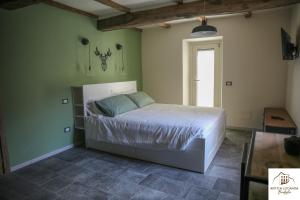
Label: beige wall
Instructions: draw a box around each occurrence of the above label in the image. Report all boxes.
[142,9,291,129]
[286,4,300,136]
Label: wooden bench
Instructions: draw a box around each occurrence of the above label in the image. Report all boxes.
[263,108,297,135]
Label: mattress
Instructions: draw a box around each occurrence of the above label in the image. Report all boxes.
[85,103,225,151]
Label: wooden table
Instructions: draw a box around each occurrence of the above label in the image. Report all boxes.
[242,132,300,200]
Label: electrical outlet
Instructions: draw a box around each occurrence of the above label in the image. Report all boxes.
[225,81,233,86]
[64,127,71,133]
[62,98,69,104]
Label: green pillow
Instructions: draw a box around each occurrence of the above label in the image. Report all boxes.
[95,94,138,117]
[126,91,155,108]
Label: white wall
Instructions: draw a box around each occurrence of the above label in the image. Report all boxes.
[142,8,291,129]
[286,4,300,136]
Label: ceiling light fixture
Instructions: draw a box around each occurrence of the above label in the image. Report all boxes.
[191,0,217,37]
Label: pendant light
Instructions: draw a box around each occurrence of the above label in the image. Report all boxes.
[191,0,217,37]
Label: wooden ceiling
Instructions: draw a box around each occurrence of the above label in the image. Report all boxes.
[1,0,299,31]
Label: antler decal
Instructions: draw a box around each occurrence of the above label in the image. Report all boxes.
[94,47,112,71]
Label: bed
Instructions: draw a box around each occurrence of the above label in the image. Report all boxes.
[82,81,225,173]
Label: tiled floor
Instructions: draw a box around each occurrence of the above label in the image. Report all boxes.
[0,130,252,200]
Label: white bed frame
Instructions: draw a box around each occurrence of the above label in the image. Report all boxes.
[83,81,225,173]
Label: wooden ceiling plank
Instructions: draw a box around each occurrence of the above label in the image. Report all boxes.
[97,0,300,31]
[94,0,130,13]
[44,0,98,18]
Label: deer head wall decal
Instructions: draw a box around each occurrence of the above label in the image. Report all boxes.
[94,47,112,71]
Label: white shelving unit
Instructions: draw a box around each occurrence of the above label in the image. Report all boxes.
[71,86,84,130]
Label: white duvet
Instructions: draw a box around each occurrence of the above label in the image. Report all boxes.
[85,103,225,150]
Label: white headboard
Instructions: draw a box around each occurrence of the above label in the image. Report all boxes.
[83,81,137,108]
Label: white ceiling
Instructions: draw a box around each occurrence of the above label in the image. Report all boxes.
[54,0,199,18]
[54,0,121,17]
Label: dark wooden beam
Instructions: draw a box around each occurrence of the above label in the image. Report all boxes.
[244,11,252,18]
[175,0,184,5]
[44,0,98,18]
[131,28,143,32]
[0,0,42,10]
[94,0,130,13]
[98,0,300,31]
[159,22,171,29]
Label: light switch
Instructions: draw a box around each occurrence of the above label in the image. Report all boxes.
[225,81,233,86]
[62,98,69,104]
[64,127,71,133]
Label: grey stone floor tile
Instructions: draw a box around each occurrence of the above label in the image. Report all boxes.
[78,158,126,177]
[212,154,241,170]
[118,169,148,184]
[139,174,190,197]
[84,149,107,158]
[41,176,73,192]
[25,189,58,200]
[130,187,169,200]
[108,180,143,199]
[213,178,240,195]
[36,157,71,172]
[217,192,239,200]
[81,173,119,192]
[72,170,97,183]
[85,188,112,199]
[56,193,88,200]
[15,165,58,185]
[217,145,242,159]
[108,195,124,200]
[207,165,240,182]
[225,130,251,146]
[57,182,89,199]
[0,174,40,199]
[125,159,154,173]
[186,173,218,189]
[74,157,96,167]
[92,151,130,166]
[55,148,86,162]
[184,187,220,200]
[161,196,184,200]
[144,164,190,182]
[59,164,95,181]
[2,130,251,200]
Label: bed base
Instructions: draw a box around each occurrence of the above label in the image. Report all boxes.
[85,123,225,173]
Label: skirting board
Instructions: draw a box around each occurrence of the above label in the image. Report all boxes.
[10,144,75,172]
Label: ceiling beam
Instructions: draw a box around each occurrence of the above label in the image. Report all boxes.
[131,28,143,32]
[0,0,43,10]
[175,0,184,5]
[244,11,252,18]
[93,0,130,13]
[44,0,98,18]
[97,0,300,31]
[159,23,171,29]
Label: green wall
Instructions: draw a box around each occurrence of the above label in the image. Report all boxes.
[0,4,142,167]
